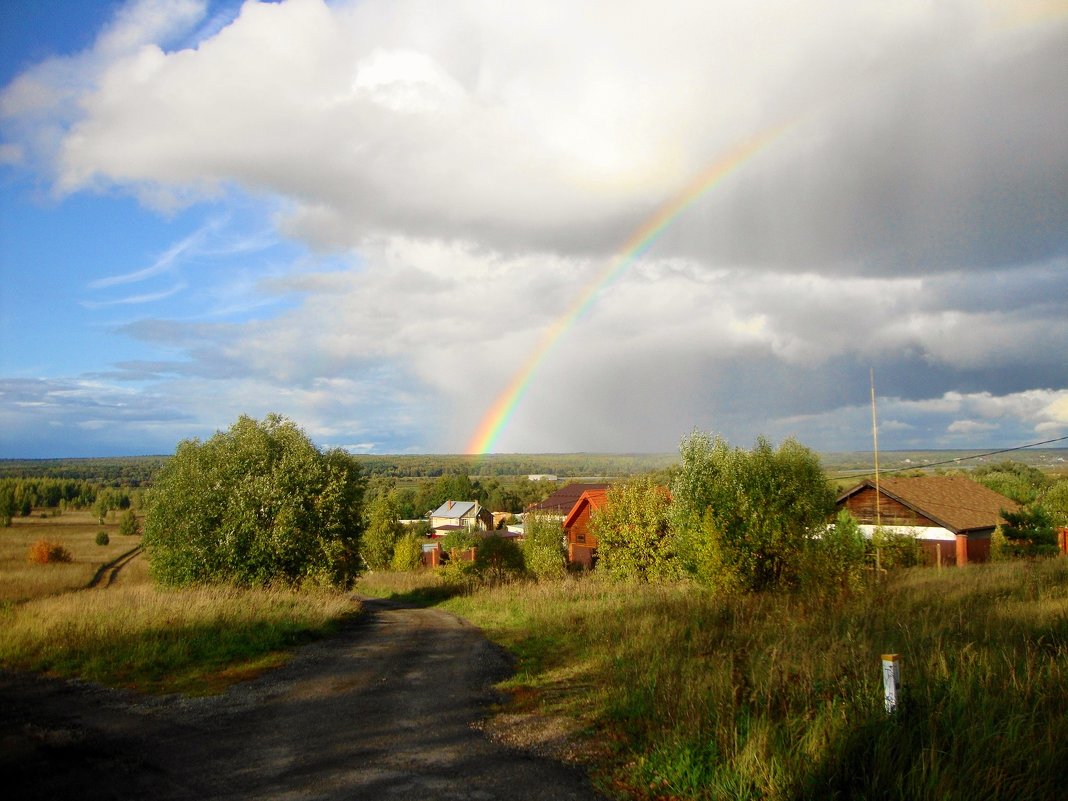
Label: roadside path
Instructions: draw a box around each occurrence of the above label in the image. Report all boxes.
[1,597,604,800]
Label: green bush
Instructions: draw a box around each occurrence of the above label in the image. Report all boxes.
[390,532,425,571]
[362,492,404,570]
[993,506,1058,559]
[671,432,835,590]
[869,527,923,569]
[118,508,140,537]
[474,534,525,584]
[1037,479,1068,527]
[143,414,366,588]
[522,511,567,579]
[438,554,478,590]
[95,530,110,546]
[592,477,677,582]
[440,527,478,557]
[800,510,867,592]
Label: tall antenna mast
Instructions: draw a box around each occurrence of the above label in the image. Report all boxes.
[870,368,882,529]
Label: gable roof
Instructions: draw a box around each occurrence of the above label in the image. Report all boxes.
[527,483,611,516]
[837,476,1018,534]
[430,500,479,520]
[562,489,609,530]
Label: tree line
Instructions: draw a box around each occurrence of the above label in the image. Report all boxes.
[25,411,1067,592]
[352,452,675,479]
[0,478,140,526]
[0,456,165,484]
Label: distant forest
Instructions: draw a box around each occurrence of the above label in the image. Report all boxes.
[1,448,1064,485]
[0,456,167,486]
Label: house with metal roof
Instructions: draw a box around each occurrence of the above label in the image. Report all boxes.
[836,476,1018,566]
[428,500,493,534]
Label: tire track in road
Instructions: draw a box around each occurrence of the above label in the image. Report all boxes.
[86,545,142,589]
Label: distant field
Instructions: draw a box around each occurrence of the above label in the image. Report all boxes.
[822,447,1068,479]
[0,509,142,603]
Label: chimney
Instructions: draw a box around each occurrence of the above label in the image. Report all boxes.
[448,500,453,510]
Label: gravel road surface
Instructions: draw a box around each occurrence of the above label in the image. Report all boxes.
[1,597,605,800]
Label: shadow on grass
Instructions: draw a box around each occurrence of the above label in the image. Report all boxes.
[359,583,468,609]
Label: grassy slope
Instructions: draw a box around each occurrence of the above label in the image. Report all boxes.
[0,511,359,694]
[363,561,1068,801]
[0,583,357,694]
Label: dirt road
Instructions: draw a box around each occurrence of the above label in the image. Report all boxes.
[1,597,605,800]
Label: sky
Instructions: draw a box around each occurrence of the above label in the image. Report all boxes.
[1,0,1067,458]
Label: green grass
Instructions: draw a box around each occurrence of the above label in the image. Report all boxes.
[1,510,360,694]
[362,561,1068,800]
[0,583,359,694]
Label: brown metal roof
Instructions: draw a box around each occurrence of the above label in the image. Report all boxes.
[837,476,1018,534]
[526,482,611,515]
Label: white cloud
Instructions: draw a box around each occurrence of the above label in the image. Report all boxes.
[3,0,1059,262]
[947,419,999,435]
[2,0,1066,455]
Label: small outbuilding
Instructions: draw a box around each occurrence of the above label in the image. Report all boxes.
[836,475,1018,566]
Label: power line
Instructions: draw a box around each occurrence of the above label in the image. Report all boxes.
[828,435,1068,479]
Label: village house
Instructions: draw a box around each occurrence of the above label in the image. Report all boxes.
[561,488,609,569]
[836,475,1018,566]
[526,482,610,520]
[428,500,494,536]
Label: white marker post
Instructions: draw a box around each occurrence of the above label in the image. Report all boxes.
[882,653,901,714]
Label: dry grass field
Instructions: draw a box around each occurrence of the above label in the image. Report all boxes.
[0,509,143,603]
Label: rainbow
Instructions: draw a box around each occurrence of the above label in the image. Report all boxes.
[465,125,789,454]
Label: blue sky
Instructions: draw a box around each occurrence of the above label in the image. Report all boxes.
[1,0,1067,458]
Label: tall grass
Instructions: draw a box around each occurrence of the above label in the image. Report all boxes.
[373,560,1068,800]
[2,510,359,694]
[0,583,358,694]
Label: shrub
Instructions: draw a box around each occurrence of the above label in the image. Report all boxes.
[438,556,478,591]
[362,492,404,570]
[27,540,72,564]
[440,527,478,557]
[1037,479,1068,528]
[971,461,1050,505]
[592,477,677,582]
[474,534,525,584]
[390,533,425,571]
[522,511,567,579]
[404,519,432,537]
[671,433,836,590]
[118,508,140,537]
[994,506,1058,559]
[95,530,110,546]
[800,509,867,592]
[869,527,923,569]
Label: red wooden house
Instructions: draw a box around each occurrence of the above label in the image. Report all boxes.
[526,483,610,519]
[836,476,1018,566]
[562,488,608,569]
